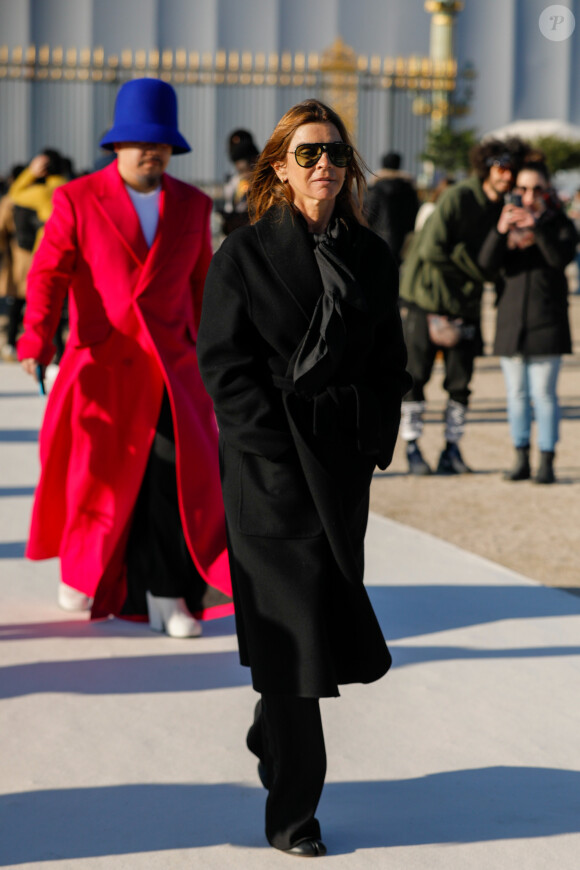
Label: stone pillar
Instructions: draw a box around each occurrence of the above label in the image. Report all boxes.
[424,0,463,129]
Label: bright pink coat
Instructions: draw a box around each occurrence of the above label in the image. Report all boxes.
[18,161,233,620]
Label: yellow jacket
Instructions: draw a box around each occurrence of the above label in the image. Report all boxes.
[9,167,67,250]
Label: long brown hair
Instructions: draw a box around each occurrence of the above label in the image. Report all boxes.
[247,99,367,223]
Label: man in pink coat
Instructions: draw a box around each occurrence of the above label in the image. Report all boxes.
[18,78,233,636]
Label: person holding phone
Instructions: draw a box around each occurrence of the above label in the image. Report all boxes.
[479,159,577,483]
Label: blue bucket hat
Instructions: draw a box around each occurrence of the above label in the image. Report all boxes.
[99,78,191,154]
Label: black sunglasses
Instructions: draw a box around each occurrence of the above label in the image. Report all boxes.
[289,142,353,168]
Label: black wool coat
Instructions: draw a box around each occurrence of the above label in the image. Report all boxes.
[479,211,576,357]
[197,205,411,697]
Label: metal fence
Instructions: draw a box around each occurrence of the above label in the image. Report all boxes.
[0,42,457,187]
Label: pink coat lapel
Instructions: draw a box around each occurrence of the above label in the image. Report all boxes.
[92,161,150,267]
[137,174,191,291]
[91,163,195,296]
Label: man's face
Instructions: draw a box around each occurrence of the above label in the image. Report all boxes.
[483,161,514,201]
[114,142,172,192]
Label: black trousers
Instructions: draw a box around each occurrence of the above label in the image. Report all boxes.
[247,696,327,850]
[124,391,206,611]
[6,297,25,347]
[402,305,481,406]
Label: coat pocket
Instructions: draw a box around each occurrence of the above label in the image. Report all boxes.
[238,452,323,538]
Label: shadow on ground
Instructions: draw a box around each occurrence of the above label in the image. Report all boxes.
[1,767,579,863]
[2,585,580,698]
[0,428,39,442]
[0,648,248,699]
[0,614,237,641]
[0,486,36,497]
[368,584,580,641]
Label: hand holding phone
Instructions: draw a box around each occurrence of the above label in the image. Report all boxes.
[498,196,525,233]
[505,192,522,207]
[35,363,46,396]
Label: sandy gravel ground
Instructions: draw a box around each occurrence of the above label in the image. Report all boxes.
[370,285,580,594]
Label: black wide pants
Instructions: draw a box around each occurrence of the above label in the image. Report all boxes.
[124,391,206,613]
[246,696,327,850]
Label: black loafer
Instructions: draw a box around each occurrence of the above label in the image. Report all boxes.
[283,838,327,857]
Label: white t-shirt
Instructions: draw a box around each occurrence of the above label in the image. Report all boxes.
[125,184,161,247]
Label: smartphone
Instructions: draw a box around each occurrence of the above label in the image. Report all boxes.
[36,363,46,396]
[505,192,522,207]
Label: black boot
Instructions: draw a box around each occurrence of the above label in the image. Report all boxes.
[436,442,472,475]
[535,451,556,484]
[406,441,432,476]
[503,446,530,481]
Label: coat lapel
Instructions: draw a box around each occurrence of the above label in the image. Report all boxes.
[136,175,191,291]
[255,206,323,323]
[92,161,149,267]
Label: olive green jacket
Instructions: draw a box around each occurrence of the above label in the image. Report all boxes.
[399,175,503,320]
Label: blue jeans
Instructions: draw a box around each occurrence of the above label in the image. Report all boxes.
[500,355,562,452]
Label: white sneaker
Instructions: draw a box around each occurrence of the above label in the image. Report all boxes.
[145,592,202,638]
[45,363,60,391]
[58,582,92,612]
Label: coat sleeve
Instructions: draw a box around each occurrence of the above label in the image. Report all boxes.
[417,190,456,265]
[9,168,66,222]
[533,213,578,271]
[419,188,489,283]
[478,226,509,273]
[17,187,76,365]
[197,246,294,461]
[360,243,412,469]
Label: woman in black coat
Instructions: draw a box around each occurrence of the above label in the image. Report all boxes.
[197,99,410,856]
[479,160,576,484]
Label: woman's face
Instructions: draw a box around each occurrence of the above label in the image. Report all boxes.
[273,122,347,215]
[515,169,548,215]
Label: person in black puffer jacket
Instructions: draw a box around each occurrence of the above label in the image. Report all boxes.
[479,159,577,484]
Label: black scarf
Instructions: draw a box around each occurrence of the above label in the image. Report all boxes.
[292,218,368,397]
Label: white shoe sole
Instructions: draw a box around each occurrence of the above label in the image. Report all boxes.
[145,592,202,638]
[57,583,92,612]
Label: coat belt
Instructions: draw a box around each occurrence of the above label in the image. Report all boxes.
[271,373,380,453]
